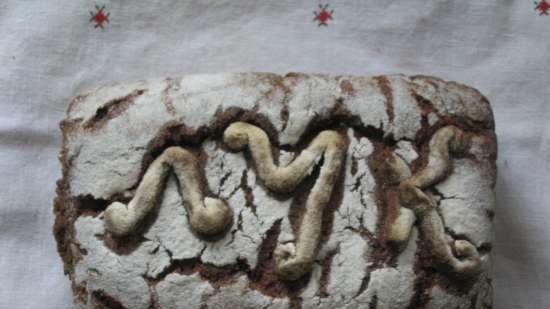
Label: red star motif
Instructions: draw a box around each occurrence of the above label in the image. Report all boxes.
[313,4,333,26]
[535,0,550,15]
[90,5,110,28]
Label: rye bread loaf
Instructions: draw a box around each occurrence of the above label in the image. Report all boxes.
[54,73,496,309]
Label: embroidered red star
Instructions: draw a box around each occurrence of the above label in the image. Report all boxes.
[90,5,110,28]
[313,4,333,26]
[535,0,550,15]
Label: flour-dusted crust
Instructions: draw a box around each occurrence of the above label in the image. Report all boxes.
[54,73,496,309]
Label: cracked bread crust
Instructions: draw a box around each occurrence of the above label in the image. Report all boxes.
[54,73,496,309]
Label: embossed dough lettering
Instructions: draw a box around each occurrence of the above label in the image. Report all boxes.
[104,123,480,280]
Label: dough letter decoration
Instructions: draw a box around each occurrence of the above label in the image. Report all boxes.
[55,73,496,309]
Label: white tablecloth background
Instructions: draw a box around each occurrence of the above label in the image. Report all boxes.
[1,1,548,308]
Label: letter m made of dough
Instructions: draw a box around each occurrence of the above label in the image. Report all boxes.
[223,122,347,280]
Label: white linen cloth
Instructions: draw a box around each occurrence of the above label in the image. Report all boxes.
[0,1,548,308]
